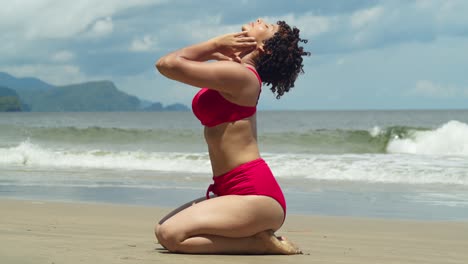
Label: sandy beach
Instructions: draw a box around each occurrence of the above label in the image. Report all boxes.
[0,199,467,264]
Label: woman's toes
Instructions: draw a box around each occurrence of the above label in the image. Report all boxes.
[277,236,303,254]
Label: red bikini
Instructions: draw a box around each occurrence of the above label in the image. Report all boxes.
[191,66,287,218]
[191,66,261,127]
[206,158,287,218]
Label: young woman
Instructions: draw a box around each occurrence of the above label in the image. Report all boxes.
[155,18,309,254]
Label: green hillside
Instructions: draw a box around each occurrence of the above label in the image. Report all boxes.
[1,72,189,112]
[0,86,23,112]
[17,81,141,112]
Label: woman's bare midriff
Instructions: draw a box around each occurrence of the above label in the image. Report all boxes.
[204,114,260,176]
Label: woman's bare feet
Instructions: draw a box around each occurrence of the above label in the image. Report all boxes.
[255,230,302,255]
[276,235,302,254]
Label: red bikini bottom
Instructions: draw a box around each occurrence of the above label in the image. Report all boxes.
[206,158,286,218]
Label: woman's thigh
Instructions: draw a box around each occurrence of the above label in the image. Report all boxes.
[158,196,207,225]
[159,195,284,239]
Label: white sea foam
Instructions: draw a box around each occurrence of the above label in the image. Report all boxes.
[387,120,468,156]
[1,141,468,186]
[266,153,468,185]
[0,141,212,173]
[369,126,382,137]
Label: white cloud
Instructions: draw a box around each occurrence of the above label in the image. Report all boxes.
[51,50,75,62]
[410,80,459,98]
[351,6,383,29]
[0,0,163,40]
[87,17,114,37]
[337,58,345,65]
[167,13,332,44]
[114,70,193,104]
[183,15,239,42]
[0,64,88,85]
[264,13,333,38]
[130,35,158,52]
[291,1,468,53]
[414,0,432,9]
[435,0,468,36]
[154,15,241,46]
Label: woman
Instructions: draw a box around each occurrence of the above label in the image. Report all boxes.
[155,18,309,254]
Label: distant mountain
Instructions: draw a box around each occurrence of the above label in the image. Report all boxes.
[17,81,141,112]
[0,72,54,91]
[142,102,164,111]
[139,99,155,109]
[0,86,18,97]
[0,86,24,112]
[164,103,189,111]
[0,72,189,112]
[142,102,189,112]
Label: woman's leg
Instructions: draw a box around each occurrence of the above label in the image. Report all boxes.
[157,196,207,226]
[155,196,207,244]
[155,195,300,254]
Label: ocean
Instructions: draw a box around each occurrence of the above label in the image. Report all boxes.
[1,110,467,220]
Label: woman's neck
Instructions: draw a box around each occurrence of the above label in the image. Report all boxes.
[238,50,258,67]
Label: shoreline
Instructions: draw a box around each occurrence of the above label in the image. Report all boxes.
[3,180,468,221]
[1,198,467,264]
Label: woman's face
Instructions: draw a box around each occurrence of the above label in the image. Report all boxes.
[242,18,279,45]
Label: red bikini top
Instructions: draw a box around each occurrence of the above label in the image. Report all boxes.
[192,66,262,127]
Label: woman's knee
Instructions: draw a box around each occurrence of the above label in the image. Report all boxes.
[154,224,162,241]
[156,223,185,252]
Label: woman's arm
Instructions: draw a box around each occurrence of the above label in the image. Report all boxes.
[199,52,240,62]
[156,38,218,67]
[157,32,255,64]
[155,32,258,94]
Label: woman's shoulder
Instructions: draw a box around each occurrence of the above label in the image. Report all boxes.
[206,61,260,90]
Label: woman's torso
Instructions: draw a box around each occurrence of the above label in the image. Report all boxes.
[191,66,262,176]
[204,115,260,176]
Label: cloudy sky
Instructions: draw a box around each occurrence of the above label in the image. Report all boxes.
[1,0,467,110]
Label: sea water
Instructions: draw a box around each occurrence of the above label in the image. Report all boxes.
[1,110,467,220]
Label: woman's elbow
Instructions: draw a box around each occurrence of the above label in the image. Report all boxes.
[155,57,178,77]
[155,58,167,74]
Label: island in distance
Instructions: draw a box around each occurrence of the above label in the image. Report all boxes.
[0,72,189,112]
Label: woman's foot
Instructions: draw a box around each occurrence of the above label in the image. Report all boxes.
[255,230,302,255]
[276,235,302,254]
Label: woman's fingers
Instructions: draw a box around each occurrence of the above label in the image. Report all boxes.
[234,31,256,41]
[234,31,249,37]
[235,36,257,46]
[233,55,241,63]
[236,36,256,42]
[214,32,257,55]
[235,42,257,48]
[237,38,257,44]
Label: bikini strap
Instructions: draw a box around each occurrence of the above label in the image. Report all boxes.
[245,66,262,87]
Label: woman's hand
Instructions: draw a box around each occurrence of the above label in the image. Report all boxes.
[213,32,257,62]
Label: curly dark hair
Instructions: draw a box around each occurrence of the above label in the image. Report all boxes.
[254,21,310,99]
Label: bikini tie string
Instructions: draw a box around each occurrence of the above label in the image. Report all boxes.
[206,184,215,199]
